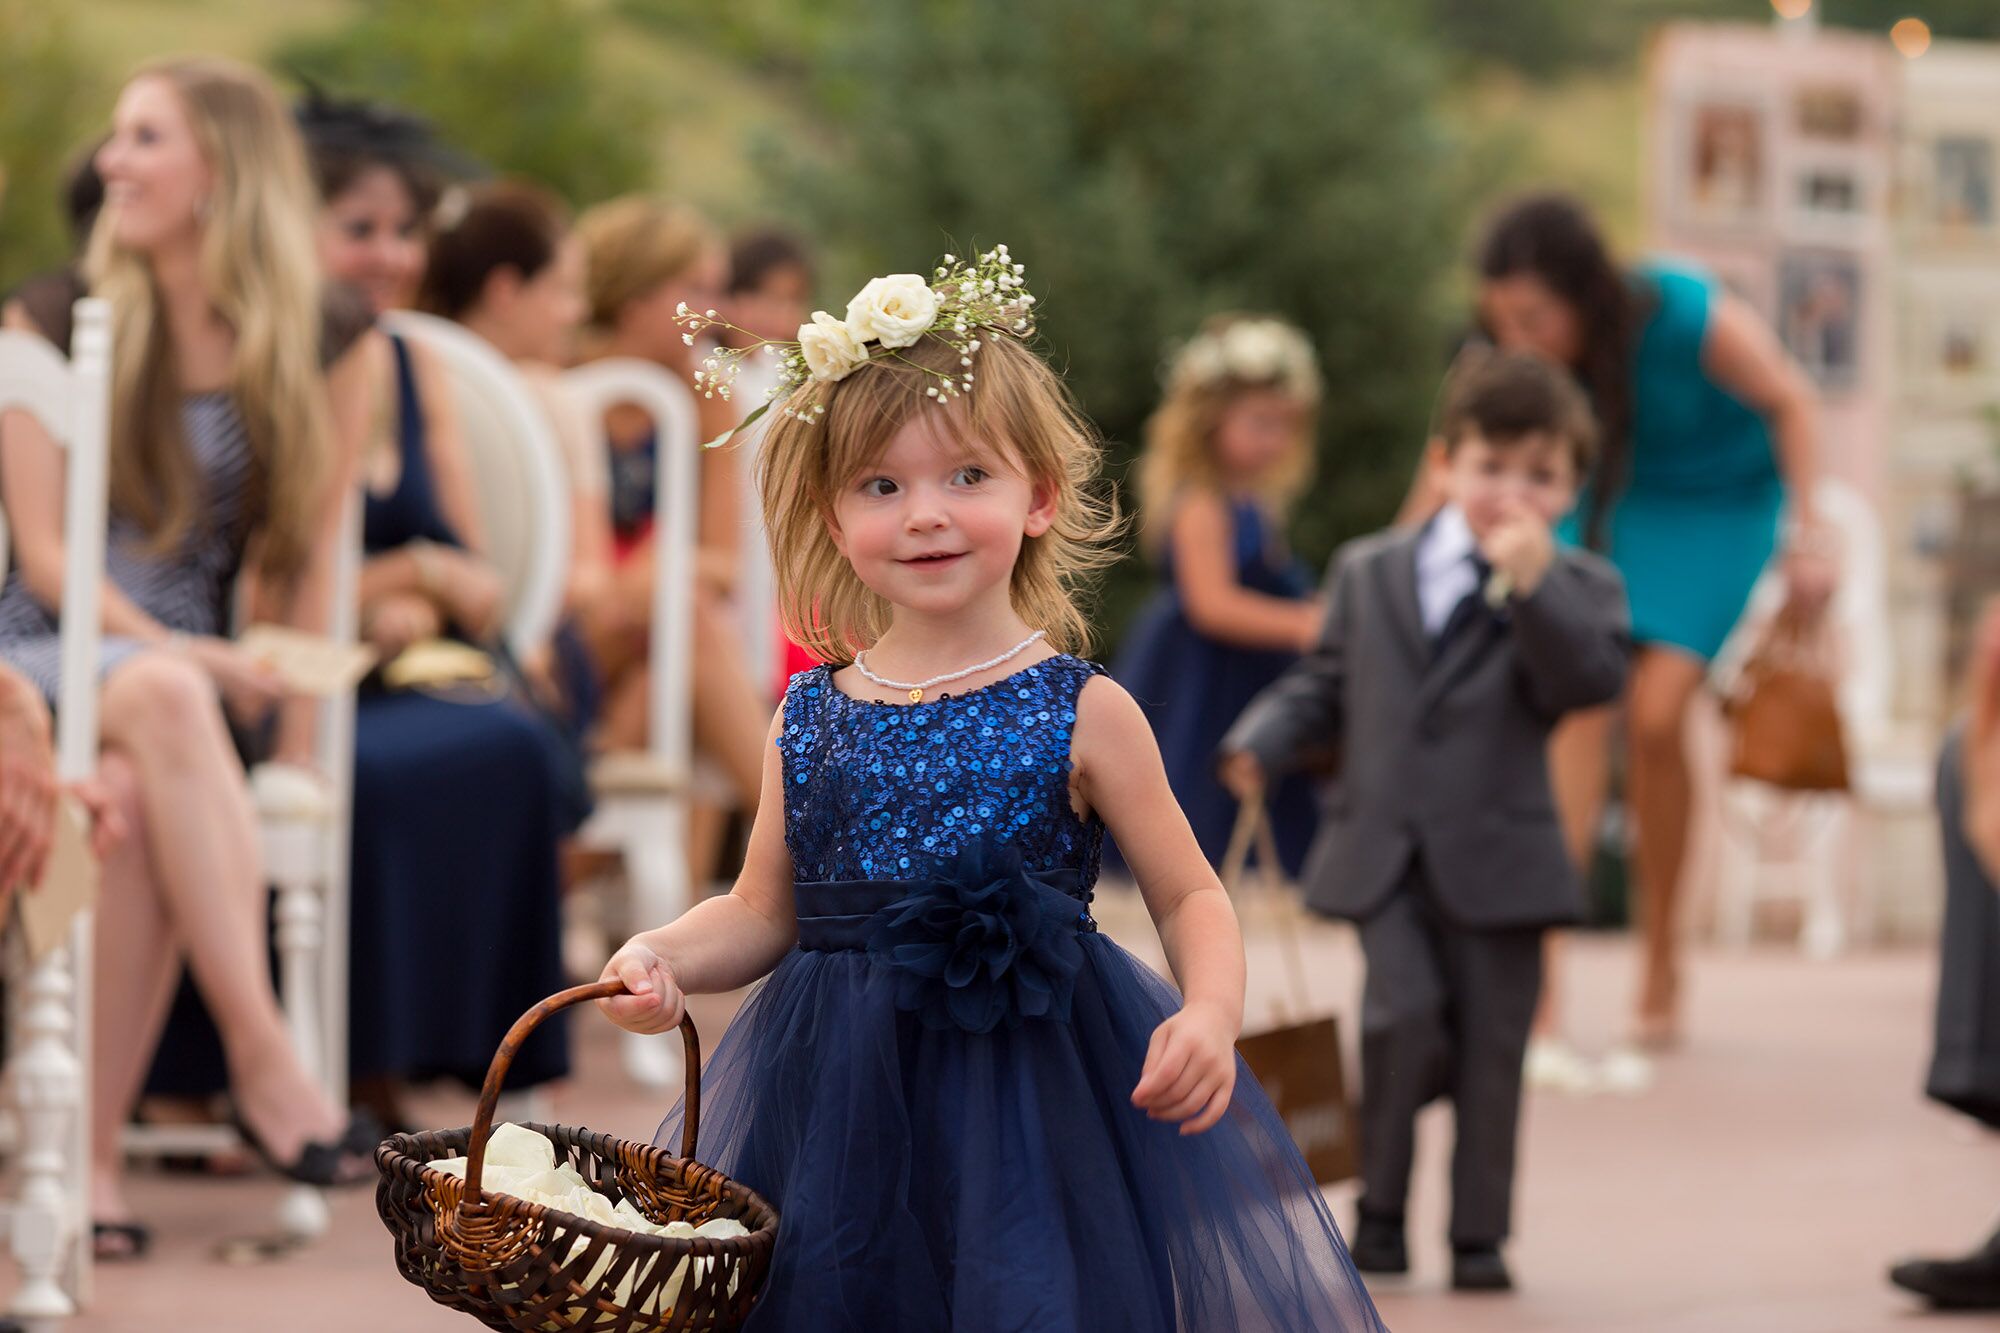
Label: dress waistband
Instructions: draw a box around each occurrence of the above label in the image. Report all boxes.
[795,867,1095,953]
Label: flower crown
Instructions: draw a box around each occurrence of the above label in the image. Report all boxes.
[675,244,1037,446]
[1167,317,1320,402]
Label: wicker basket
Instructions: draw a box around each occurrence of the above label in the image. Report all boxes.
[376,980,779,1331]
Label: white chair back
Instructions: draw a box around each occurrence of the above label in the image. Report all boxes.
[557,359,699,782]
[378,312,571,659]
[0,297,112,1316]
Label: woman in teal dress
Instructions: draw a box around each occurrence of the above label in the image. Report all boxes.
[1470,194,1837,1051]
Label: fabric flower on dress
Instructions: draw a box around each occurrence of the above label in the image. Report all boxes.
[865,842,1084,1035]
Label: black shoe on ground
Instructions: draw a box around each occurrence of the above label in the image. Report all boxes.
[1452,1245,1513,1292]
[1890,1231,2000,1310]
[1350,1213,1408,1275]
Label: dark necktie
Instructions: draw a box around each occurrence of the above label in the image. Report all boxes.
[1434,552,1493,652]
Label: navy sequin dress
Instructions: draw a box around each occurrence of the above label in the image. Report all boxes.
[653,655,1385,1332]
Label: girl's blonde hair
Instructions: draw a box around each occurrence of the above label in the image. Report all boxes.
[759,333,1120,663]
[1134,313,1320,555]
[574,195,718,336]
[86,56,330,580]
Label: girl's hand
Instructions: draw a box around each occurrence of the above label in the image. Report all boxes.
[597,938,687,1034]
[1131,999,1238,1135]
[1216,750,1264,802]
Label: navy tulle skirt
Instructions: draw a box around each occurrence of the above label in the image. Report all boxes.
[652,862,1385,1332]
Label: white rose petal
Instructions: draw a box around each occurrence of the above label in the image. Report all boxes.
[846,273,940,349]
[798,311,869,382]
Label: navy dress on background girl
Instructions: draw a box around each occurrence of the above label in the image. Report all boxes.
[652,657,1385,1332]
[1110,496,1319,879]
[344,333,572,1092]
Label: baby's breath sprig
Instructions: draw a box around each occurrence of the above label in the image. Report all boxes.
[671,242,1038,449]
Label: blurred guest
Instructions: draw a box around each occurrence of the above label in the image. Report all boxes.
[722,226,826,694]
[301,110,574,1124]
[1,136,106,337]
[572,197,767,836]
[1421,194,1837,1063]
[1109,314,1324,878]
[0,57,376,1256]
[1889,605,2000,1312]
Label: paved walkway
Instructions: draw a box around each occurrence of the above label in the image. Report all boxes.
[50,900,1998,1332]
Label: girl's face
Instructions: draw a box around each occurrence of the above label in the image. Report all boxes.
[1212,388,1306,482]
[317,164,425,314]
[1478,273,1584,368]
[481,234,585,363]
[828,414,1056,623]
[96,76,214,256]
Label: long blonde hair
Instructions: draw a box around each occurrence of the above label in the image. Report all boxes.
[85,56,330,580]
[1134,313,1319,555]
[759,334,1121,663]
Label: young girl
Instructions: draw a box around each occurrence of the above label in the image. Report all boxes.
[599,251,1384,1330]
[1112,315,1325,878]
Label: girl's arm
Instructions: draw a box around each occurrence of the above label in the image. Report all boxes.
[1073,673,1245,1134]
[598,707,797,1032]
[1168,491,1321,653]
[1702,292,1834,611]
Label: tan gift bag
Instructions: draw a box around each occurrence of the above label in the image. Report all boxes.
[1725,604,1850,793]
[1222,797,1357,1185]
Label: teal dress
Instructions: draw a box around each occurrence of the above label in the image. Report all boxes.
[1556,260,1784,662]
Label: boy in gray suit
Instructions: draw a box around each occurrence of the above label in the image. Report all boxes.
[1221,351,1629,1292]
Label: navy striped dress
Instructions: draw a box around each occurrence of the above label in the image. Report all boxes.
[0,391,255,699]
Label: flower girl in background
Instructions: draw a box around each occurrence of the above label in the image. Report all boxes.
[598,250,1386,1331]
[1110,315,1325,879]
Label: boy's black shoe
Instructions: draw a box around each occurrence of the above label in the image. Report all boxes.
[1890,1229,2000,1310]
[1350,1213,1407,1275]
[1451,1245,1513,1292]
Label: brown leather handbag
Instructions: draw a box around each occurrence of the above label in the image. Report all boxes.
[1725,605,1851,793]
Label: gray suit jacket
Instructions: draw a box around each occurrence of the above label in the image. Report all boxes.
[1222,524,1630,929]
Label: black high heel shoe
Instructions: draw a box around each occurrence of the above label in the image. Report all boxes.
[227,1107,375,1188]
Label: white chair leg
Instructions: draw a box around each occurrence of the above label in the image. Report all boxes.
[1717,792,1759,949]
[11,942,81,1319]
[621,816,690,1090]
[1801,801,1849,960]
[271,841,332,1239]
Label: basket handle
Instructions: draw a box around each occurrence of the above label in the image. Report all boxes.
[462,980,701,1202]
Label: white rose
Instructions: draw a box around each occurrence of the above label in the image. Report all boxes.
[798,310,868,382]
[845,273,940,349]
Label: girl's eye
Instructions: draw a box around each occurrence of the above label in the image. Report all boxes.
[861,477,898,497]
[344,220,373,242]
[953,466,987,486]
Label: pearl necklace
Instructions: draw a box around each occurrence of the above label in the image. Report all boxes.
[855,630,1047,703]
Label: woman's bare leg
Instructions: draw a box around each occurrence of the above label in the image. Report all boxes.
[88,750,178,1228]
[97,653,347,1164]
[1537,705,1617,1040]
[1624,647,1709,1047]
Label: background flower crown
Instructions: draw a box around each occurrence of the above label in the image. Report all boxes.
[675,244,1037,447]
[1166,317,1321,402]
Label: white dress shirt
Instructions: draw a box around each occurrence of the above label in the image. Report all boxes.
[1416,505,1481,638]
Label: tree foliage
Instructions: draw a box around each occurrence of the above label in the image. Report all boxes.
[274,0,655,206]
[754,0,1458,632]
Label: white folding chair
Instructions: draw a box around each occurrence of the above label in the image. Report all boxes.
[1707,478,1915,955]
[558,359,699,1090]
[0,296,110,1318]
